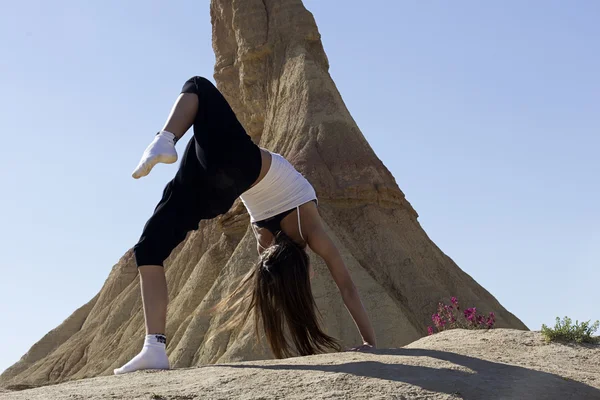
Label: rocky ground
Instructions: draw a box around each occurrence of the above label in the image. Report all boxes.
[1,329,599,400]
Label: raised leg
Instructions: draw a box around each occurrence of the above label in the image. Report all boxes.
[131,92,199,179]
[161,93,199,139]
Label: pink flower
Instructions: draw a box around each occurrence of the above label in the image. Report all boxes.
[486,312,496,328]
[451,297,460,310]
[464,307,477,321]
[432,312,447,330]
[427,326,434,336]
[432,313,442,328]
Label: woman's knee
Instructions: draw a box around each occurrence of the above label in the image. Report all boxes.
[133,240,164,267]
[181,76,215,95]
[134,227,189,267]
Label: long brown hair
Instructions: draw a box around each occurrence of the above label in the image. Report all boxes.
[213,233,340,358]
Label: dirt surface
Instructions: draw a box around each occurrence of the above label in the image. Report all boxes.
[2,330,598,400]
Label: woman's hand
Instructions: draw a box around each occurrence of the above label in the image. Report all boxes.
[348,343,376,352]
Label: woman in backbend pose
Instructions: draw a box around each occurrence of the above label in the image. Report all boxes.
[114,76,376,375]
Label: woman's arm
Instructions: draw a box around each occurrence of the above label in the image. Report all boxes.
[301,204,377,348]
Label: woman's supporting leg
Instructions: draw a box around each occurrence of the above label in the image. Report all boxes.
[113,265,170,375]
[140,265,169,334]
[132,92,200,179]
[114,267,169,375]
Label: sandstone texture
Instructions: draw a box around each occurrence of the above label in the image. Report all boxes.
[1,0,526,388]
[2,330,599,399]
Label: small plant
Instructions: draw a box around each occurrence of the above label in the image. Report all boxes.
[541,317,599,344]
[427,296,495,335]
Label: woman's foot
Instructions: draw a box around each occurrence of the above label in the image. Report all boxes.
[132,131,178,179]
[113,334,170,375]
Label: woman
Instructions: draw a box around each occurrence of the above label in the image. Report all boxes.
[114,76,376,375]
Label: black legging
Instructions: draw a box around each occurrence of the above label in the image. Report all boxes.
[133,77,262,267]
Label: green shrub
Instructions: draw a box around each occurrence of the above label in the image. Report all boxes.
[541,317,600,344]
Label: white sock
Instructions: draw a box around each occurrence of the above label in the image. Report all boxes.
[132,131,178,179]
[113,334,170,375]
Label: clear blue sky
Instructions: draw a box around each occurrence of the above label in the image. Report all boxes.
[1,1,598,374]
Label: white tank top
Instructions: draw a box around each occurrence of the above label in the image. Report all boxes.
[240,152,317,223]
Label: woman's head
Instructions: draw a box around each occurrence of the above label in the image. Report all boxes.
[214,233,340,358]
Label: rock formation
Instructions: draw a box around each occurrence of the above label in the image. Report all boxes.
[0,0,526,388]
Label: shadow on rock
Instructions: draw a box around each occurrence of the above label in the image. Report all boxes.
[218,348,600,400]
